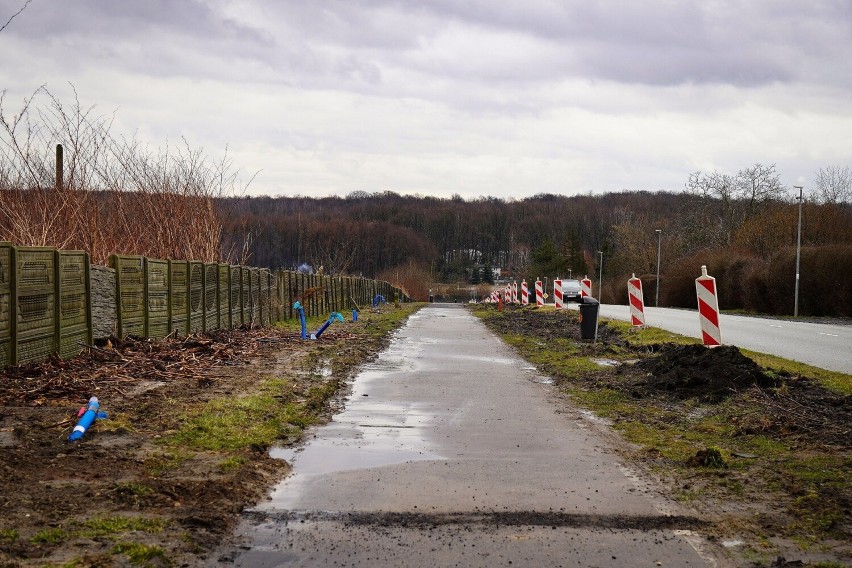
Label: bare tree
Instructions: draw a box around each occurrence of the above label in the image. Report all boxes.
[734,163,784,217]
[0,0,31,34]
[0,86,250,263]
[814,165,852,204]
[685,164,784,247]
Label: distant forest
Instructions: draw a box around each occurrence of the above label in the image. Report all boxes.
[3,92,848,315]
[218,182,851,316]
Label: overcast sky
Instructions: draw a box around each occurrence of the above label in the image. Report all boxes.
[1,0,851,199]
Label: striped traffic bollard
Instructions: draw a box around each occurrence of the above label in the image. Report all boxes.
[512,281,519,304]
[505,285,511,304]
[521,280,529,305]
[581,276,592,298]
[695,265,722,346]
[535,279,544,306]
[534,279,544,306]
[554,278,564,309]
[627,273,646,326]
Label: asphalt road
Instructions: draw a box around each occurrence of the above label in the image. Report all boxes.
[226,304,720,567]
[565,303,851,375]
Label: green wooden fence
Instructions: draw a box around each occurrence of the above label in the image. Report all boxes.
[1,242,92,367]
[1,242,410,368]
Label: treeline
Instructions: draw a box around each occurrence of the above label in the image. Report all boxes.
[4,91,849,315]
[219,184,851,316]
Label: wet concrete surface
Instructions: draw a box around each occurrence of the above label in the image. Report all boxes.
[225,304,719,567]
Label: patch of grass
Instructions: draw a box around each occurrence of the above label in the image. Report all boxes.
[164,305,422,453]
[165,393,304,451]
[783,455,851,488]
[218,456,247,472]
[115,482,153,496]
[615,420,696,462]
[30,527,67,545]
[112,541,168,565]
[504,334,607,375]
[143,449,193,476]
[740,349,852,395]
[77,516,168,538]
[97,412,136,433]
[605,319,699,346]
[0,528,18,543]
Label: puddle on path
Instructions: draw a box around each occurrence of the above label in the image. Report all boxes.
[268,317,444,483]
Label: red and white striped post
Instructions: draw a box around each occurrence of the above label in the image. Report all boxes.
[696,265,722,346]
[627,273,646,327]
[535,278,544,306]
[581,276,593,298]
[554,278,563,309]
[521,280,529,305]
[491,291,498,303]
[505,285,511,305]
[512,281,518,304]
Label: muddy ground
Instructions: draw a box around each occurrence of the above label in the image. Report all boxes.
[0,306,418,567]
[475,304,851,567]
[2,302,848,567]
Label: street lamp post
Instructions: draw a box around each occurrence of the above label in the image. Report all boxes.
[794,186,804,317]
[597,251,603,301]
[655,229,662,307]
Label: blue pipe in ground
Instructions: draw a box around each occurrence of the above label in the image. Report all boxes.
[293,301,307,340]
[69,397,108,441]
[313,312,344,339]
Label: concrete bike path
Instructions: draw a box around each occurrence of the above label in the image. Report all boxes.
[227,304,720,567]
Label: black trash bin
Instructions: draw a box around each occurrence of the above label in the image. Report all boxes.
[579,296,600,340]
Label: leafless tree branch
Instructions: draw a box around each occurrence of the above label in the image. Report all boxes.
[0,0,32,34]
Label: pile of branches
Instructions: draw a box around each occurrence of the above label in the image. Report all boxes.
[0,327,301,406]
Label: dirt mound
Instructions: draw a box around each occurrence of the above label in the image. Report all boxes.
[487,305,624,344]
[637,344,779,402]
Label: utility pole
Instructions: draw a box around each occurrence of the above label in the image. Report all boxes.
[55,144,63,190]
[655,229,662,307]
[597,251,603,301]
[793,186,804,317]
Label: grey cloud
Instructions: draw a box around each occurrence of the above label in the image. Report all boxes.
[3,0,852,105]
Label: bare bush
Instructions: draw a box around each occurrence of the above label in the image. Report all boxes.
[0,86,249,263]
[376,260,431,301]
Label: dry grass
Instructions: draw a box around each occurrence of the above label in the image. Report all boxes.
[0,86,253,263]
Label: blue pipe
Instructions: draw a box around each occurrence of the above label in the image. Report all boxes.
[372,294,386,307]
[69,397,108,441]
[293,301,307,340]
[352,309,358,322]
[314,312,344,339]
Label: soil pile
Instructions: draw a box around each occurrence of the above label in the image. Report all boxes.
[492,305,623,344]
[637,344,779,402]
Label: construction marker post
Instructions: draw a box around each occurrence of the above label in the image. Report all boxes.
[512,281,518,304]
[627,274,646,327]
[581,276,592,298]
[535,278,544,306]
[695,265,722,346]
[554,278,563,309]
[521,280,529,305]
